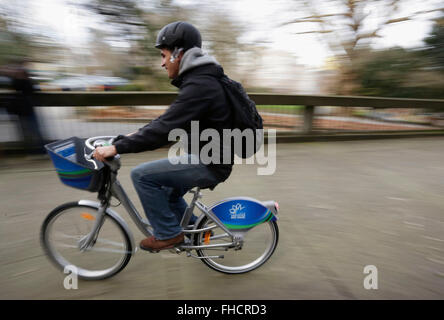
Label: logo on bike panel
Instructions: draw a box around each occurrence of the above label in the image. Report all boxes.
[230,203,246,219]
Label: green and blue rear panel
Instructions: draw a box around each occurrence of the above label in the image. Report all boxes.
[210,198,276,230]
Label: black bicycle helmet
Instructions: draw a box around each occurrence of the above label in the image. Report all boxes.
[155,21,202,52]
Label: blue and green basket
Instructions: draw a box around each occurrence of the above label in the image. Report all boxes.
[45,137,106,192]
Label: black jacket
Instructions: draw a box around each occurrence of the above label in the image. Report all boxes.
[113,62,233,182]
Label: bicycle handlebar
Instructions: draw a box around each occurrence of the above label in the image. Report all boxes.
[85,135,117,151]
[84,136,118,168]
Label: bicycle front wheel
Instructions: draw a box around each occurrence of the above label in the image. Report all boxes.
[195,216,279,274]
[41,202,132,280]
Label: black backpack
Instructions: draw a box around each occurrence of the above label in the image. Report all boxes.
[219,74,263,158]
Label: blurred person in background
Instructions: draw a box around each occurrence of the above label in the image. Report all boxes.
[0,59,45,155]
[93,21,233,252]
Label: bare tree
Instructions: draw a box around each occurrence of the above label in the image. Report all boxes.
[281,0,444,93]
[200,14,245,78]
[81,0,193,66]
[0,7,62,65]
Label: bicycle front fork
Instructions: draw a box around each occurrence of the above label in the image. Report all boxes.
[78,202,107,251]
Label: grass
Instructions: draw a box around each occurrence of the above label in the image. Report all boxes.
[257,105,303,114]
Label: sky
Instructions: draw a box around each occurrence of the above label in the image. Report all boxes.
[222,0,442,66]
[5,0,443,68]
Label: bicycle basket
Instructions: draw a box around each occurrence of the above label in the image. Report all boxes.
[45,137,106,192]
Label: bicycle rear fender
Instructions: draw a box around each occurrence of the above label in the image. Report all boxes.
[78,200,137,254]
[209,197,278,231]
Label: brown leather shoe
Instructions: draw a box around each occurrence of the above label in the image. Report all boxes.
[140,233,184,252]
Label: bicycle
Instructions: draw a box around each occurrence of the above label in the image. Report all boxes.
[40,135,279,280]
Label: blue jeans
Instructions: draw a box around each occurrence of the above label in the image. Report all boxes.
[130,154,220,240]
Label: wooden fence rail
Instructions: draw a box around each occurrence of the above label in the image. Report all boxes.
[1,91,444,135]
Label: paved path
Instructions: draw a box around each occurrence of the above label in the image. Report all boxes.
[1,137,444,299]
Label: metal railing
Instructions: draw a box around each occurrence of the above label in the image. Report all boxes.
[1,91,444,146]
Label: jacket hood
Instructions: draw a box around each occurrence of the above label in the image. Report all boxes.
[178,47,220,76]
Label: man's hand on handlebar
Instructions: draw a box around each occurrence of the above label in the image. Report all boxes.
[93,145,117,162]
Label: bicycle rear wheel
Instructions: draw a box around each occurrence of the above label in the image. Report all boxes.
[41,202,132,280]
[195,216,279,274]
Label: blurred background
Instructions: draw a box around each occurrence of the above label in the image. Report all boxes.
[0,0,443,155]
[1,1,444,300]
[0,0,443,94]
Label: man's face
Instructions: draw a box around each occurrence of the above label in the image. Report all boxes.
[160,48,182,79]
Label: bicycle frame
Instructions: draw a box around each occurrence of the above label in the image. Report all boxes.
[81,157,238,254]
[42,136,279,278]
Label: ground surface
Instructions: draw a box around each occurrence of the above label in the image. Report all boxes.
[1,137,443,299]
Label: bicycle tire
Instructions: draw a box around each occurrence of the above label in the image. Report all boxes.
[195,216,279,274]
[40,202,132,280]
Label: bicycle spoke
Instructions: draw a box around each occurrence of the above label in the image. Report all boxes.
[42,203,132,280]
[56,243,131,254]
[196,217,279,274]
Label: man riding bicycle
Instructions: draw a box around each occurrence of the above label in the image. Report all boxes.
[93,21,233,252]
